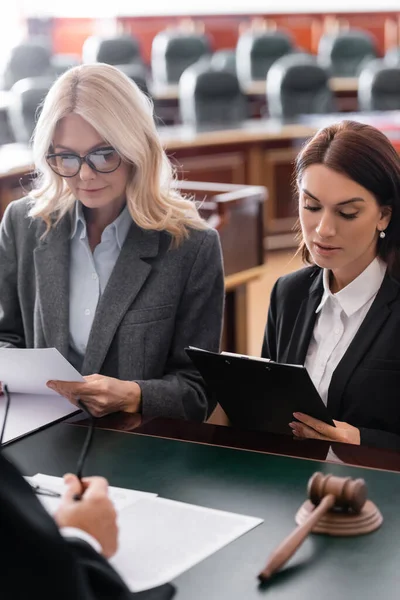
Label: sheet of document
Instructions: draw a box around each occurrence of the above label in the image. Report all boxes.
[111,496,263,592]
[0,347,84,394]
[0,392,78,444]
[27,474,263,592]
[25,473,157,514]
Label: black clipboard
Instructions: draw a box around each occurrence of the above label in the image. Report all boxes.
[186,347,335,435]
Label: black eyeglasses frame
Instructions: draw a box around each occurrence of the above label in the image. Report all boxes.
[45,146,122,178]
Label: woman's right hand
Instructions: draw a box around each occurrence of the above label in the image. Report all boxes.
[54,474,119,558]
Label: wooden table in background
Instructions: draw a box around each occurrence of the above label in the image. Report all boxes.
[1,111,399,255]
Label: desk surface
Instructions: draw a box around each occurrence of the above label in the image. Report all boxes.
[1,111,399,176]
[5,421,400,599]
[151,77,359,101]
[68,413,400,473]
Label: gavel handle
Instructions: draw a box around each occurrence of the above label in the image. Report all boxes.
[258,493,336,581]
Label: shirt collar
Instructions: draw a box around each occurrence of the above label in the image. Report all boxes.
[70,201,132,250]
[316,257,387,317]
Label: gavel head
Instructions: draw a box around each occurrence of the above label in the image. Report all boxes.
[307,472,367,514]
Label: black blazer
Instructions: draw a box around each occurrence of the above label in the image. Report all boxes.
[262,266,400,451]
[0,453,175,600]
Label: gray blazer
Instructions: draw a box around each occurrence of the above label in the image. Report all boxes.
[0,198,224,421]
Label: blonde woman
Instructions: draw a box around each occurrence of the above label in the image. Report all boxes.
[0,63,224,420]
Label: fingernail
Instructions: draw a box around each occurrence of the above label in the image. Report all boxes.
[47,382,55,389]
[289,422,297,428]
[293,412,302,418]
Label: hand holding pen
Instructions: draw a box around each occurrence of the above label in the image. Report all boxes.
[54,474,119,558]
[73,400,96,500]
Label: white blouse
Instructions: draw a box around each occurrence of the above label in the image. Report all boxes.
[304,257,387,406]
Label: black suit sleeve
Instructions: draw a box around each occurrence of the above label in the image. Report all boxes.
[0,453,175,600]
[359,428,400,452]
[261,279,279,360]
[67,538,175,600]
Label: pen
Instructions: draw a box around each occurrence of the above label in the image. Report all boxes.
[30,484,62,498]
[73,400,95,501]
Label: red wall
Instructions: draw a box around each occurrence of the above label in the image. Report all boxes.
[48,12,400,61]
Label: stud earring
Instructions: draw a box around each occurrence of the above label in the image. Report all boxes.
[379,230,386,239]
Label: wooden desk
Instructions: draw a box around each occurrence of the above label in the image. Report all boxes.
[152,77,359,101]
[151,76,360,118]
[176,181,267,353]
[68,412,400,473]
[1,111,399,250]
[5,419,400,599]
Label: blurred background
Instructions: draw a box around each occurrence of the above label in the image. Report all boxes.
[0,1,399,356]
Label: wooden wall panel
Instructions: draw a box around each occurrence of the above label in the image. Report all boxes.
[51,18,97,55]
[47,12,400,60]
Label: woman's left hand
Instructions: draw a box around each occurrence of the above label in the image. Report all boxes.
[46,374,142,418]
[289,412,360,445]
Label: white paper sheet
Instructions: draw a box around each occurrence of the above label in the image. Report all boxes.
[27,474,263,592]
[0,347,84,394]
[25,473,157,514]
[0,393,77,444]
[111,496,263,592]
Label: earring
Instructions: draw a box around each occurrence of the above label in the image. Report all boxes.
[379,230,386,239]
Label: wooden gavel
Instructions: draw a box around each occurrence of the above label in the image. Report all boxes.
[258,472,367,581]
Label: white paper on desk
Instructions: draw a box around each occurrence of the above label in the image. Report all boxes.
[0,393,78,444]
[25,474,157,514]
[0,347,84,395]
[26,474,263,593]
[112,497,263,592]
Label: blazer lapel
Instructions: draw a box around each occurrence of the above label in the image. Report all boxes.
[328,273,400,418]
[33,217,71,357]
[81,223,160,375]
[286,270,323,365]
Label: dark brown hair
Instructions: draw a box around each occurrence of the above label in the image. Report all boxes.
[294,120,400,277]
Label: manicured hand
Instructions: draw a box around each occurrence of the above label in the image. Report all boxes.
[46,374,142,417]
[289,412,360,445]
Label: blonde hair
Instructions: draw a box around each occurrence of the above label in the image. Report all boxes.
[29,63,208,243]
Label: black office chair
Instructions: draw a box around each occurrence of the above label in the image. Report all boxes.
[116,63,150,96]
[266,54,336,119]
[358,60,400,111]
[1,41,55,90]
[7,76,54,143]
[151,31,211,86]
[82,34,143,66]
[236,30,294,87]
[385,46,400,66]
[51,53,81,76]
[179,62,247,127]
[318,30,377,77]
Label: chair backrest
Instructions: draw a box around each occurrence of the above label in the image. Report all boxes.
[114,63,149,96]
[2,42,54,90]
[385,46,400,66]
[210,49,236,73]
[318,29,377,77]
[51,53,81,76]
[82,34,142,66]
[7,76,54,143]
[151,31,211,85]
[236,30,294,86]
[358,60,400,111]
[179,63,248,127]
[266,54,336,119]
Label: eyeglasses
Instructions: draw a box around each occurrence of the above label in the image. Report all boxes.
[1,386,95,500]
[46,146,121,178]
